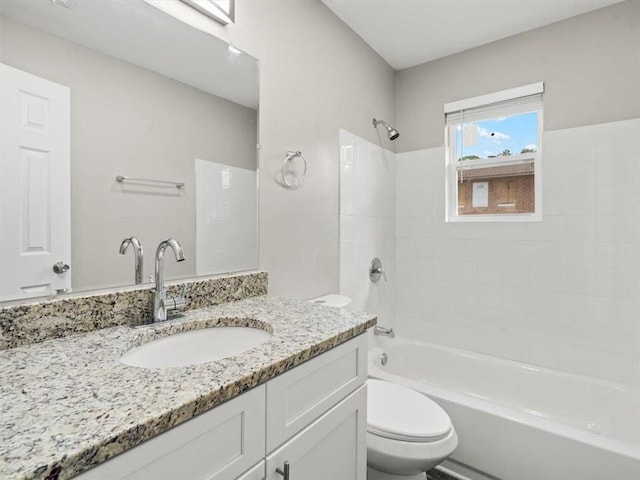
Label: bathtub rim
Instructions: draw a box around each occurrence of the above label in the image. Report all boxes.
[368,338,640,462]
[372,337,637,393]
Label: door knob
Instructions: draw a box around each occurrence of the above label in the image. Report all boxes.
[52,262,70,274]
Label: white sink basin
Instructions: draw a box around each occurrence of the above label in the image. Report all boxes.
[120,326,272,369]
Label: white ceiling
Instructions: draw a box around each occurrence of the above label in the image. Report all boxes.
[321,0,624,70]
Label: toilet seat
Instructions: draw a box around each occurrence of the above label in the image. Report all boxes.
[367,379,452,443]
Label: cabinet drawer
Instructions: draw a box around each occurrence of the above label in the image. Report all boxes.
[238,461,265,480]
[265,385,367,480]
[266,334,367,452]
[75,385,266,480]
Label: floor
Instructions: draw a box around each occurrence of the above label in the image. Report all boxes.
[426,469,456,480]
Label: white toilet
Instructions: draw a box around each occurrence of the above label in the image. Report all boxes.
[309,293,352,309]
[308,294,457,479]
[367,379,458,479]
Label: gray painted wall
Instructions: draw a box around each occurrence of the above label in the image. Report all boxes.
[208,0,397,298]
[396,0,640,152]
[1,0,397,300]
[0,17,258,290]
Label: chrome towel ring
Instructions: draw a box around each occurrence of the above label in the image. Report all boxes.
[281,150,307,189]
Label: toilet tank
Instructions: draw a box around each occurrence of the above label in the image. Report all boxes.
[309,294,352,309]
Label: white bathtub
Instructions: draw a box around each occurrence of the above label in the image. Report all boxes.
[368,337,640,480]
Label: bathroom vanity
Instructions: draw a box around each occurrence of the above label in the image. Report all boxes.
[77,334,368,480]
[0,290,375,480]
[0,2,376,478]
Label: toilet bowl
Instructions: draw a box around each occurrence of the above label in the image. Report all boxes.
[367,379,458,479]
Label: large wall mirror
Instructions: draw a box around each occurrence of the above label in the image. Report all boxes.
[0,0,259,303]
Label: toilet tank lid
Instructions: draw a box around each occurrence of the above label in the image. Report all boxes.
[309,294,352,308]
[367,379,451,442]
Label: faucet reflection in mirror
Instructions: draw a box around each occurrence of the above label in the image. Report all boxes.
[152,239,186,323]
[119,237,144,285]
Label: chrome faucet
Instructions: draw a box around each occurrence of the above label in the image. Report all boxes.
[152,238,186,323]
[374,325,395,338]
[119,236,144,284]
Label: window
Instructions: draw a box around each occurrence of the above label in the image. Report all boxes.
[180,0,234,25]
[146,0,235,27]
[445,83,543,221]
[497,180,516,208]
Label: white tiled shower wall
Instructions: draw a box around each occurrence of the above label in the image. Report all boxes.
[339,130,396,329]
[396,119,640,386]
[340,119,640,386]
[195,160,258,275]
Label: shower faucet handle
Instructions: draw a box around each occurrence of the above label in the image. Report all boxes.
[370,257,387,282]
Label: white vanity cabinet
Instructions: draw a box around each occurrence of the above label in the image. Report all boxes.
[265,334,367,452]
[265,332,368,480]
[237,462,266,480]
[265,386,367,480]
[74,334,368,480]
[75,385,266,480]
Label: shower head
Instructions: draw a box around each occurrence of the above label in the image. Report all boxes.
[373,118,400,141]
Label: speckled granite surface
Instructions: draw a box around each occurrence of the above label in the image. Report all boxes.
[0,296,376,480]
[0,271,268,350]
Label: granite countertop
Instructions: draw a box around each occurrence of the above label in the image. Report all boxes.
[0,296,376,480]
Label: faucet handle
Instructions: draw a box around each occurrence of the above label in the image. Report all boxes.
[166,284,187,316]
[370,258,387,283]
[166,294,187,313]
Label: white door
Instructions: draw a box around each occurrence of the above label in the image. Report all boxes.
[0,63,71,301]
[265,386,367,480]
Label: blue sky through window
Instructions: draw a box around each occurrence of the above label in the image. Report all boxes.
[458,111,538,160]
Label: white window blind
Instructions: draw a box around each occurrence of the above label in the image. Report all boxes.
[446,92,543,125]
[444,82,543,113]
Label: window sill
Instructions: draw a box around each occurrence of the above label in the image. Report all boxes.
[446,212,542,223]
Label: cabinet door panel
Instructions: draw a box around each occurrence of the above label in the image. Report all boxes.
[266,334,367,452]
[265,386,367,480]
[75,385,265,480]
[237,461,265,480]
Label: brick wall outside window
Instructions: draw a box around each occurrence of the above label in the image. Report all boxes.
[457,172,534,215]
